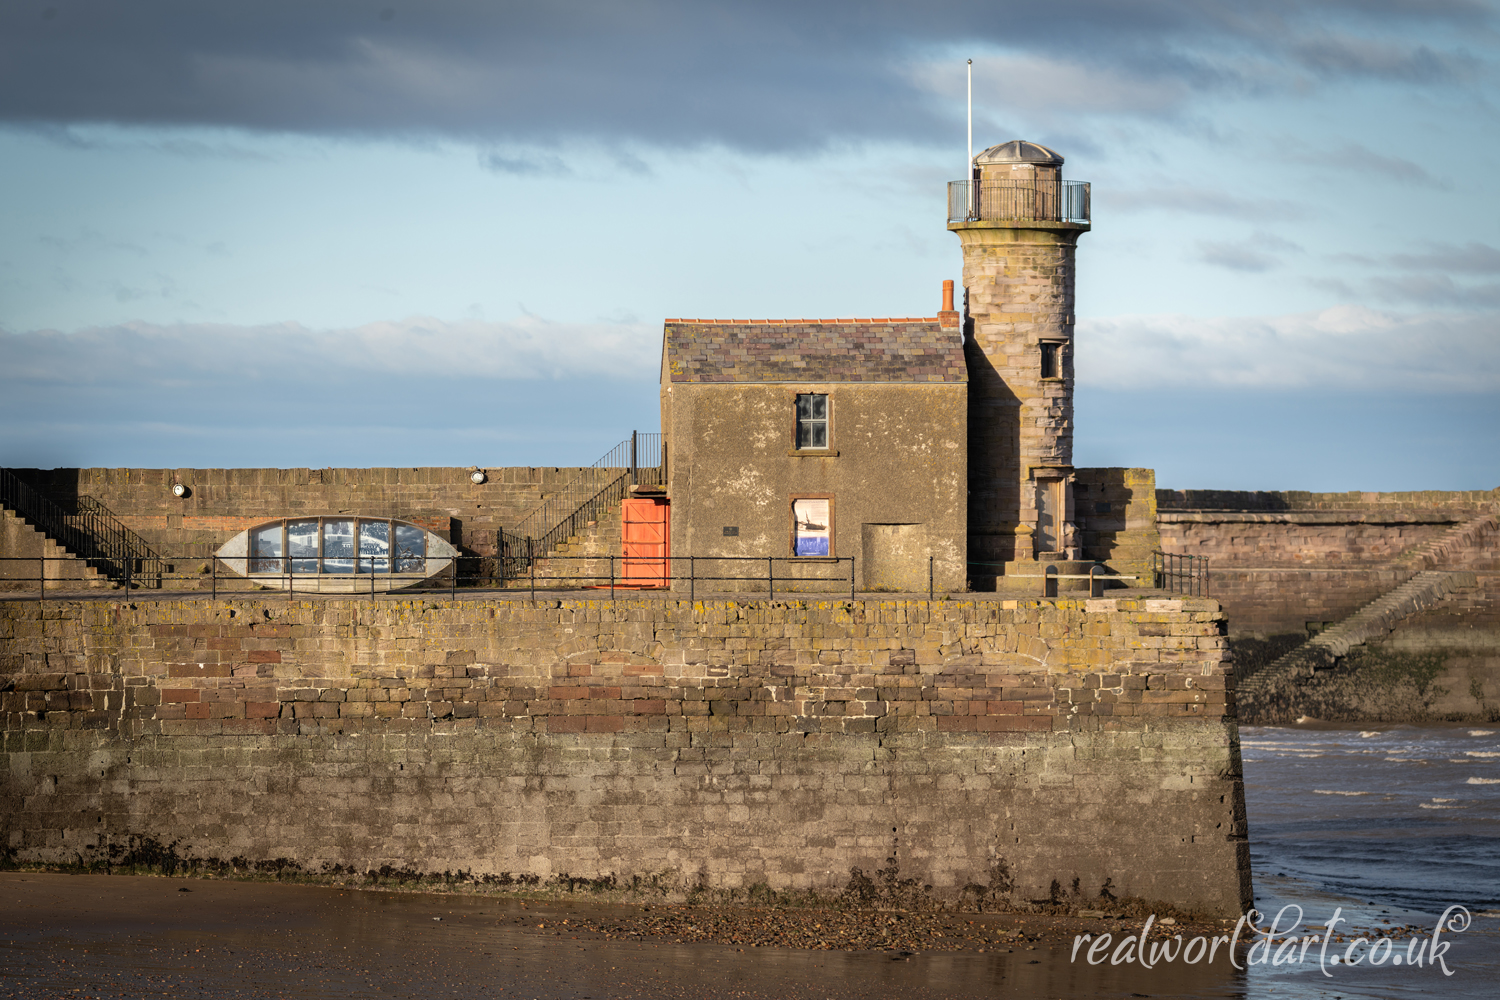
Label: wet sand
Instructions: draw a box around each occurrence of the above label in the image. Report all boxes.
[1,873,1248,999]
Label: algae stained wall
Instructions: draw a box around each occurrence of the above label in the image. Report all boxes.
[0,595,1250,915]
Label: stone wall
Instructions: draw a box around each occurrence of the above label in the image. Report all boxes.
[662,383,967,593]
[1156,489,1499,638]
[1074,468,1160,588]
[0,594,1250,915]
[7,466,602,559]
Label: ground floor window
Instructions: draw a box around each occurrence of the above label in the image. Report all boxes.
[791,497,833,556]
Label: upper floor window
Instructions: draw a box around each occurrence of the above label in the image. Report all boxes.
[795,393,829,449]
[1041,341,1064,380]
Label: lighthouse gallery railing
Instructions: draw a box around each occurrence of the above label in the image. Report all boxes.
[947,179,1090,225]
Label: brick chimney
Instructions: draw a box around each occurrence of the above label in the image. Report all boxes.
[938,279,960,330]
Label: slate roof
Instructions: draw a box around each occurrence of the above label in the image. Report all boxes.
[663,318,967,384]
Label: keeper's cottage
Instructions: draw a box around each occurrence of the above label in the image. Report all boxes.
[662,140,1148,592]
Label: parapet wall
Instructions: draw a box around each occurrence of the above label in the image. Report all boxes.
[7,466,600,558]
[0,595,1250,915]
[1157,488,1500,637]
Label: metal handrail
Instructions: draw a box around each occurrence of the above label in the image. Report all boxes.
[0,553,859,602]
[0,469,166,588]
[947,179,1090,225]
[1153,550,1209,597]
[501,431,663,580]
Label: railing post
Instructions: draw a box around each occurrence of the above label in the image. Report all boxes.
[689,555,695,603]
[610,555,615,600]
[529,538,536,602]
[767,558,773,601]
[212,556,218,601]
[124,556,130,595]
[630,431,638,487]
[929,555,934,601]
[38,555,44,602]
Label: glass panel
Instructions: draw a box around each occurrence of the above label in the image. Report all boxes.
[250,523,282,574]
[358,520,390,574]
[792,499,830,557]
[795,394,828,449]
[394,524,426,573]
[287,519,319,574]
[323,519,355,574]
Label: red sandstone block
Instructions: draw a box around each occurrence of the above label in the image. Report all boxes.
[185,703,211,720]
[634,699,666,715]
[206,638,241,651]
[986,700,1023,714]
[245,701,280,719]
[549,686,588,700]
[247,650,281,664]
[936,716,976,732]
[624,664,664,676]
[586,715,624,733]
[210,702,245,720]
[547,716,587,733]
[167,664,231,678]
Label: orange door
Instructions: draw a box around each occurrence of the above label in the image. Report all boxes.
[622,498,670,586]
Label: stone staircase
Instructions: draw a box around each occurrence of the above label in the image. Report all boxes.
[1,509,111,591]
[1239,507,1496,704]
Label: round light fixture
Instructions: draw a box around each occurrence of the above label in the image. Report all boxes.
[469,469,487,485]
[171,483,189,498]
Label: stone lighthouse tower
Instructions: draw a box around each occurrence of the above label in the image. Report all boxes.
[948,140,1090,585]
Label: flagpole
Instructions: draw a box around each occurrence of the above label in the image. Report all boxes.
[967,59,974,219]
[967,58,973,173]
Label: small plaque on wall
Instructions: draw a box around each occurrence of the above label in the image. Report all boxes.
[723,526,739,536]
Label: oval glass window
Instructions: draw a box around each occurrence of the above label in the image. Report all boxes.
[215,517,458,593]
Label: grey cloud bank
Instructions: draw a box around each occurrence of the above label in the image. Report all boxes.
[1,1,1490,150]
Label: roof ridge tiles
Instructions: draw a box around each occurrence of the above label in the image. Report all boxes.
[664,316,942,325]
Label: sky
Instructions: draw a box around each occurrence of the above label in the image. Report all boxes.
[1,0,1497,491]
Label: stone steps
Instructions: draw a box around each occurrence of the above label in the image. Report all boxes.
[1239,507,1496,702]
[1241,569,1479,697]
[0,509,111,590]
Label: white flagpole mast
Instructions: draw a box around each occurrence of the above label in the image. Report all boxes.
[967,58,974,219]
[967,58,973,173]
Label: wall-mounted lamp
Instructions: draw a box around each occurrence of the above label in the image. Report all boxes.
[171,483,190,498]
[469,469,487,485]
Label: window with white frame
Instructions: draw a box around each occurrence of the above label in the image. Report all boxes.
[795,393,829,449]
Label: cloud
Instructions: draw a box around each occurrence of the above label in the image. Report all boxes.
[1370,274,1500,308]
[1388,242,1500,274]
[1077,305,1500,391]
[1286,140,1448,187]
[1102,185,1303,220]
[0,1,1489,153]
[0,314,661,387]
[1194,231,1303,272]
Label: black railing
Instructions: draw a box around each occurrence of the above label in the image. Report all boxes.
[0,469,165,588]
[503,432,663,578]
[947,179,1090,225]
[0,553,857,602]
[1154,551,1209,597]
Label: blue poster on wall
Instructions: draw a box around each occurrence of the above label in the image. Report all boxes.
[792,499,830,557]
